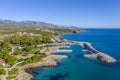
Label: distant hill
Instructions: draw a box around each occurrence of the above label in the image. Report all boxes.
[0,19,81,35]
[0,19,67,29]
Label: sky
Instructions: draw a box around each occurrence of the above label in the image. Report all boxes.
[0,0,120,28]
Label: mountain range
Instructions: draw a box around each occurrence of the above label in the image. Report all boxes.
[0,19,78,29]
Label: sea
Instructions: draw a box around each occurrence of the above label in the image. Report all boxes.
[30,29,120,80]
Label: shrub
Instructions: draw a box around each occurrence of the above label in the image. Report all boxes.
[8,68,19,75]
[0,69,6,75]
[7,75,16,80]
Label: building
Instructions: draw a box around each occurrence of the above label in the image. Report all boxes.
[15,32,27,37]
[0,59,6,66]
[42,29,54,33]
[4,32,27,39]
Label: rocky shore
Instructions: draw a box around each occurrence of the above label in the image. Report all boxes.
[15,55,68,80]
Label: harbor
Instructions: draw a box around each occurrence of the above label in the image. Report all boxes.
[42,40,117,63]
[63,40,117,63]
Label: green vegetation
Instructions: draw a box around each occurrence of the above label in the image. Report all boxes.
[0,21,80,80]
[7,75,16,80]
[0,40,10,48]
[10,34,52,46]
[6,55,17,63]
[0,69,6,75]
[0,27,25,34]
[0,31,53,66]
[8,68,19,75]
[0,27,78,67]
[14,49,22,55]
[53,28,80,35]
[19,53,47,66]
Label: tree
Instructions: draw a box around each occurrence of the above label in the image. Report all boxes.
[42,37,52,43]
[1,40,10,48]
[14,49,22,55]
[7,76,16,80]
[0,52,3,59]
[6,55,17,63]
[26,58,32,63]
[24,46,32,52]
[10,36,20,44]
[2,49,9,57]
[8,68,19,75]
[0,69,6,75]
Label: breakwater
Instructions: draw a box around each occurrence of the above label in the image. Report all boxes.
[69,41,117,63]
[82,42,117,63]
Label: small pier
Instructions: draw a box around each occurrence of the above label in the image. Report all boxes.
[38,43,73,47]
[49,46,72,53]
[46,42,72,53]
[38,43,73,53]
[52,49,72,53]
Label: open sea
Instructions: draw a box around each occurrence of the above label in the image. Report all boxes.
[31,29,120,80]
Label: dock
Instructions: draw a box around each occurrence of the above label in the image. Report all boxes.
[48,46,72,53]
[51,49,72,53]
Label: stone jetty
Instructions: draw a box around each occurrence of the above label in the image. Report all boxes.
[82,42,117,63]
[69,40,117,63]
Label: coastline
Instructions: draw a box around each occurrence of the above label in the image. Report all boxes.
[16,54,68,80]
[15,30,117,80]
[15,32,76,80]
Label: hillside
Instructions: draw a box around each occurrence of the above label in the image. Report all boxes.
[0,19,80,34]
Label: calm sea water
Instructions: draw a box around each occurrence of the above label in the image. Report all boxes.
[31,29,120,80]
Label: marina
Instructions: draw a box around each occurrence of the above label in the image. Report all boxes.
[42,40,117,63]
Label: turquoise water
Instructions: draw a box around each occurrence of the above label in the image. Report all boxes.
[31,29,120,80]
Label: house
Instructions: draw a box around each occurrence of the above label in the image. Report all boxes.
[4,32,27,39]
[42,29,54,33]
[28,33,41,36]
[15,32,27,37]
[4,33,14,39]
[0,59,6,66]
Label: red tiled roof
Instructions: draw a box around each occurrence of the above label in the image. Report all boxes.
[0,60,5,64]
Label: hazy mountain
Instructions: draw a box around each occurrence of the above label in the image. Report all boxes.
[0,19,65,29]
